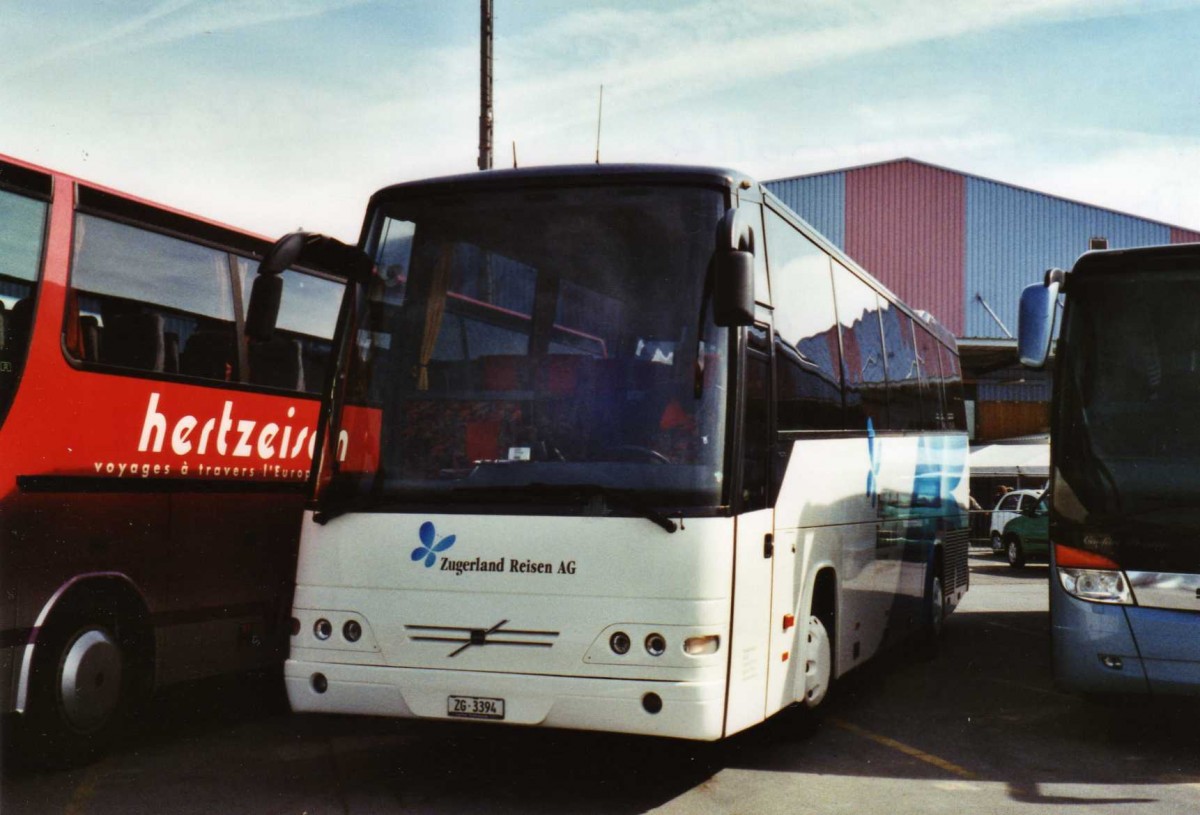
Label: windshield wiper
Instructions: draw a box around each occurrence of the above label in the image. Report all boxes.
[451,483,678,533]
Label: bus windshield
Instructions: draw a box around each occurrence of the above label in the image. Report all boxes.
[328,182,730,513]
[1058,268,1200,521]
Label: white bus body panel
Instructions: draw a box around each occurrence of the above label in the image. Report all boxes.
[286,432,967,739]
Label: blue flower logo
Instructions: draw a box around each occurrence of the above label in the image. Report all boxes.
[412,521,456,568]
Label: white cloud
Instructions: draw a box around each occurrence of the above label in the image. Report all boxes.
[1013,135,1200,229]
[0,0,372,81]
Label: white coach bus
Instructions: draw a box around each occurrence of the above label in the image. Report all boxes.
[248,164,970,740]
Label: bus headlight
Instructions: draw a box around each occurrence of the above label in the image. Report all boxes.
[1058,567,1133,605]
[645,633,667,657]
[314,618,333,640]
[609,631,631,655]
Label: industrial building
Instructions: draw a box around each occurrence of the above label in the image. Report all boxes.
[765,158,1200,442]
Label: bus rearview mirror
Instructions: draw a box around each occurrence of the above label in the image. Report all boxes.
[1018,279,1059,369]
[713,250,755,327]
[245,273,283,342]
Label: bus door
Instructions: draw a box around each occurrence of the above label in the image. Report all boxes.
[724,323,777,736]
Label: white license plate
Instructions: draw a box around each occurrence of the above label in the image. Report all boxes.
[447,695,505,720]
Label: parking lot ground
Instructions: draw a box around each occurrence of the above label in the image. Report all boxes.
[4,550,1200,814]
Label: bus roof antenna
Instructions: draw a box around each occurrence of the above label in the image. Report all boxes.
[594,84,604,164]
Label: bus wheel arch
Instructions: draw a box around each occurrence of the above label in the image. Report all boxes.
[17,574,154,768]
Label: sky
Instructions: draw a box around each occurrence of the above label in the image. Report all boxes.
[2,0,1198,243]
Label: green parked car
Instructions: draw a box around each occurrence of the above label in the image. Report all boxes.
[1001,493,1050,567]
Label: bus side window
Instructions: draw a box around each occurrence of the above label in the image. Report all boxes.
[915,325,946,430]
[0,188,46,416]
[938,344,967,431]
[832,262,888,432]
[238,262,343,394]
[880,304,923,431]
[764,207,843,432]
[69,214,238,382]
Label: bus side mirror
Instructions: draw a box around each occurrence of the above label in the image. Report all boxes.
[713,208,756,327]
[714,250,755,327]
[1018,276,1060,369]
[246,230,376,342]
[245,273,283,342]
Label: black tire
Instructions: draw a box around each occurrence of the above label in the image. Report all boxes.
[1006,536,1026,568]
[918,573,946,659]
[17,610,141,769]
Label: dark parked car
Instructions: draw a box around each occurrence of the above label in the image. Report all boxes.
[1001,493,1050,567]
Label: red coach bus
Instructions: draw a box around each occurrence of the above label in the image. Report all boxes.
[0,154,352,766]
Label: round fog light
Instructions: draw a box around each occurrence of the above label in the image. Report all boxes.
[313,618,332,640]
[642,692,663,714]
[645,633,667,657]
[343,619,362,643]
[311,673,328,694]
[610,631,631,655]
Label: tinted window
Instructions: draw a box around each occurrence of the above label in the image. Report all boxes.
[238,260,343,393]
[880,304,923,430]
[70,214,237,380]
[740,201,770,306]
[766,208,842,431]
[938,344,967,431]
[914,326,946,429]
[832,262,887,431]
[0,187,47,423]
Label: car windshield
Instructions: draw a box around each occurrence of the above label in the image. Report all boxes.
[326,181,730,513]
[1058,268,1200,521]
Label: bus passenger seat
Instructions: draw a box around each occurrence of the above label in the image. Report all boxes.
[101,312,165,372]
[7,298,34,352]
[249,336,304,391]
[80,315,103,362]
[163,331,180,373]
[181,327,235,380]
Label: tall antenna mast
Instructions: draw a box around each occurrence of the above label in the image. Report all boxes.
[594,84,604,164]
[478,0,493,171]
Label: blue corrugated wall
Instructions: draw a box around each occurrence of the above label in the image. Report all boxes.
[765,172,846,250]
[963,177,1172,339]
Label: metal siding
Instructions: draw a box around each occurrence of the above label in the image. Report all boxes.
[977,365,1052,403]
[843,161,965,335]
[763,173,846,250]
[1172,227,1200,244]
[965,178,1171,339]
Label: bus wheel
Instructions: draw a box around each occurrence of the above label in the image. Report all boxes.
[19,614,136,768]
[801,614,832,709]
[1006,536,1026,568]
[919,574,945,659]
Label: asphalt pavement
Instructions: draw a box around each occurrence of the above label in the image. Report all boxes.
[4,549,1199,814]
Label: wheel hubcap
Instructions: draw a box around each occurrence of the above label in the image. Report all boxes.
[803,615,832,708]
[59,628,123,732]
